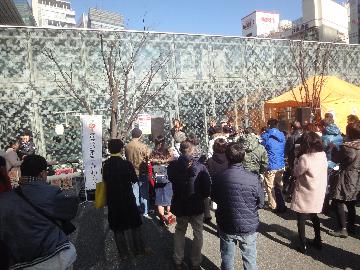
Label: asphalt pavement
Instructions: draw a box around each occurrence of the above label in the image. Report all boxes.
[71,202,360,270]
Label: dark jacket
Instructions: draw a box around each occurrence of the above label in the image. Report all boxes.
[241,134,268,174]
[0,180,78,267]
[322,124,343,169]
[103,156,142,231]
[285,129,302,169]
[330,140,360,201]
[18,141,36,159]
[208,126,216,138]
[212,164,264,235]
[206,153,228,177]
[261,128,286,170]
[167,155,211,217]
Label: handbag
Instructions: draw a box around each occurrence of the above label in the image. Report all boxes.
[95,181,107,209]
[14,187,76,235]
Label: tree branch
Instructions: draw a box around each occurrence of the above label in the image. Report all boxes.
[43,49,93,114]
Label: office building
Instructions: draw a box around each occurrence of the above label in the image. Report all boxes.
[242,11,280,37]
[31,0,76,28]
[243,0,349,43]
[349,0,360,43]
[78,8,124,30]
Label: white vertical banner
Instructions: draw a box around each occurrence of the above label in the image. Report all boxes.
[138,113,152,135]
[81,115,102,191]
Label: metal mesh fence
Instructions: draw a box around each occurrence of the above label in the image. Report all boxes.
[1,27,360,160]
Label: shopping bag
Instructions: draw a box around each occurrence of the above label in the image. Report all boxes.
[95,181,106,209]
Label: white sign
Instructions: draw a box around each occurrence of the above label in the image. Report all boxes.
[138,113,152,135]
[81,115,102,190]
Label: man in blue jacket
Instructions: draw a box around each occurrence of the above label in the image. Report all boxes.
[261,118,286,212]
[168,141,211,270]
[212,143,264,270]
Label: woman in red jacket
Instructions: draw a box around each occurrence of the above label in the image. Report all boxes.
[0,156,11,193]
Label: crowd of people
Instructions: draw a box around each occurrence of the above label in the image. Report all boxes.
[0,113,359,270]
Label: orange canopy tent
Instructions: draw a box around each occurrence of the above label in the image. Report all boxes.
[264,76,360,133]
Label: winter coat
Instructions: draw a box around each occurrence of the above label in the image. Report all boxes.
[241,133,268,175]
[5,148,22,172]
[206,153,228,177]
[285,130,302,169]
[167,155,211,217]
[322,124,343,169]
[261,128,286,170]
[211,164,264,235]
[0,170,11,194]
[330,140,360,201]
[5,148,22,183]
[18,141,36,159]
[103,156,142,231]
[0,179,78,267]
[290,152,328,214]
[125,138,150,176]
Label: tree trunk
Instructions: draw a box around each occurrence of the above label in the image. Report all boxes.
[110,112,118,139]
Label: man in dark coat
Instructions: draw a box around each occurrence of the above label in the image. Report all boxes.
[103,139,148,260]
[284,121,302,199]
[0,155,78,269]
[285,121,302,170]
[212,142,264,270]
[167,141,211,270]
[329,122,360,237]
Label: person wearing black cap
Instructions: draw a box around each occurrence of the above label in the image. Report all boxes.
[125,128,151,216]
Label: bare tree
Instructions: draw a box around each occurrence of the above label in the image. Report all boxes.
[100,32,173,139]
[44,31,173,139]
[288,39,332,116]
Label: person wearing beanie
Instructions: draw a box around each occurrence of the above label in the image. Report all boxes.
[125,128,151,216]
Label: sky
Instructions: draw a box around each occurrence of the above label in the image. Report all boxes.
[71,0,304,36]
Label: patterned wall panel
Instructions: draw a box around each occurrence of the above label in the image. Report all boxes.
[1,27,360,160]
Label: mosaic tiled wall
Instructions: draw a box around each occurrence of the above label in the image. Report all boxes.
[1,27,360,160]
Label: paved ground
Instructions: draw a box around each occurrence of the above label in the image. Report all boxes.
[71,202,360,270]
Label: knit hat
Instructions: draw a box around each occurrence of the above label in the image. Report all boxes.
[131,128,142,138]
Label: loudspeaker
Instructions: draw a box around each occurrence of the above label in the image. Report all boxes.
[151,117,165,140]
[296,107,311,126]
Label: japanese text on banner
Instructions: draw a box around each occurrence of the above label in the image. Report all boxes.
[81,115,102,190]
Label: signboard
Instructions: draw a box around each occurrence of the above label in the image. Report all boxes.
[81,115,102,190]
[138,113,152,135]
